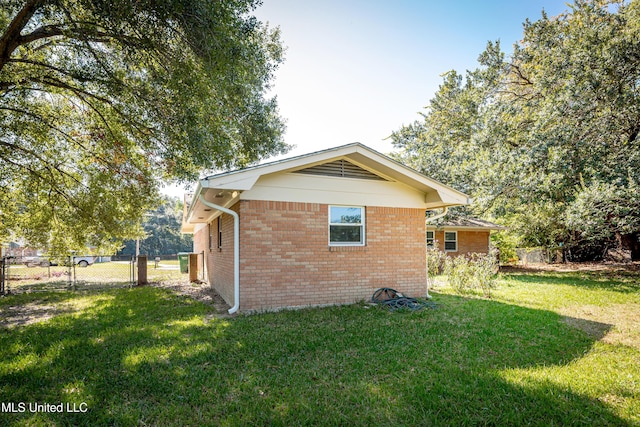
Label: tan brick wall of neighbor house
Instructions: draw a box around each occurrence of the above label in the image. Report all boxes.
[458,230,490,254]
[193,225,208,262]
[238,200,426,311]
[433,229,490,255]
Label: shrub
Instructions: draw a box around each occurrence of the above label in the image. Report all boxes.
[491,231,518,264]
[426,247,447,276]
[444,251,498,297]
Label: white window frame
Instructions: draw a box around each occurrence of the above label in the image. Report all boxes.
[328,205,365,246]
[444,231,458,252]
[426,230,435,248]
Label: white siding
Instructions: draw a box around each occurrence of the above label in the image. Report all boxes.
[240,172,427,209]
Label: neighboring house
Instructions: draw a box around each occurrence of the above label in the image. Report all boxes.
[181,143,470,313]
[426,217,505,255]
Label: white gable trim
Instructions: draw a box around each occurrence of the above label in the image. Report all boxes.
[183,143,471,227]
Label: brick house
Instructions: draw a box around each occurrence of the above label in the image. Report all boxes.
[181,143,470,313]
[427,217,505,255]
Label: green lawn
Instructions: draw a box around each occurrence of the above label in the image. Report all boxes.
[1,268,639,426]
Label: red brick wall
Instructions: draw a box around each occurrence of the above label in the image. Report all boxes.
[237,200,426,311]
[432,229,490,255]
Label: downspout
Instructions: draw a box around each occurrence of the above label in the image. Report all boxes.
[424,207,449,299]
[199,195,240,314]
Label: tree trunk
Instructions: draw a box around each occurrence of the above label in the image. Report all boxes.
[619,232,640,261]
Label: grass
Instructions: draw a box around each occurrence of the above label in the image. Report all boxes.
[1,268,639,426]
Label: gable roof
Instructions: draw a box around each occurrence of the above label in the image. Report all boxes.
[182,143,471,232]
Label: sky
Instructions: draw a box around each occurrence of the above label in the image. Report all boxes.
[163,0,570,196]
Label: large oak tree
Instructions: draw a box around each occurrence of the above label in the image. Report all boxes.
[0,0,287,254]
[392,0,640,260]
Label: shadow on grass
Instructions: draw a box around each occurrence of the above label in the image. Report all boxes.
[501,269,640,294]
[0,288,631,426]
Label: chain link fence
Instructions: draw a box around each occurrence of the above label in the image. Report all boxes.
[1,255,136,294]
[0,254,198,295]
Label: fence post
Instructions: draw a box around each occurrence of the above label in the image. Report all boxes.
[68,254,74,289]
[137,255,148,286]
[1,258,5,295]
[188,253,198,282]
[130,256,136,287]
[4,258,10,294]
[200,251,205,282]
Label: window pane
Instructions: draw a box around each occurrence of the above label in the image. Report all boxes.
[445,241,456,251]
[330,207,362,224]
[330,225,362,243]
[445,232,456,241]
[426,231,434,239]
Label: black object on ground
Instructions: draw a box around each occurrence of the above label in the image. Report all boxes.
[371,287,437,312]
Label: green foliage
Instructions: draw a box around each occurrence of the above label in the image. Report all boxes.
[392,0,640,260]
[0,0,287,253]
[490,231,518,264]
[119,196,193,256]
[426,247,447,276]
[444,251,498,297]
[566,180,640,260]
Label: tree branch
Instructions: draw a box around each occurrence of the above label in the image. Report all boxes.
[0,140,81,206]
[17,24,65,45]
[0,0,45,72]
[7,58,91,83]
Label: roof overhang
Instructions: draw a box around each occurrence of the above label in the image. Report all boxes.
[426,219,507,232]
[182,143,472,232]
[427,225,506,231]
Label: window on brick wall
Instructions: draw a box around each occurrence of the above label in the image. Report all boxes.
[444,231,457,252]
[209,216,222,251]
[329,206,365,246]
[426,230,435,248]
[217,216,222,249]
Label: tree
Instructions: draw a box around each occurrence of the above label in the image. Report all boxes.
[392,0,640,260]
[0,0,287,254]
[566,180,640,260]
[119,196,193,257]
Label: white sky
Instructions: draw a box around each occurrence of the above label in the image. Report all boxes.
[163,0,569,197]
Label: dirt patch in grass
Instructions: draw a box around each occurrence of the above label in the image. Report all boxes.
[150,280,232,318]
[0,281,232,329]
[560,303,640,349]
[0,302,75,329]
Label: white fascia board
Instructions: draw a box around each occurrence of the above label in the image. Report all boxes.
[348,146,471,204]
[426,225,504,231]
[183,181,204,226]
[202,174,260,191]
[181,223,195,234]
[200,144,362,187]
[424,189,471,208]
[187,143,471,220]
